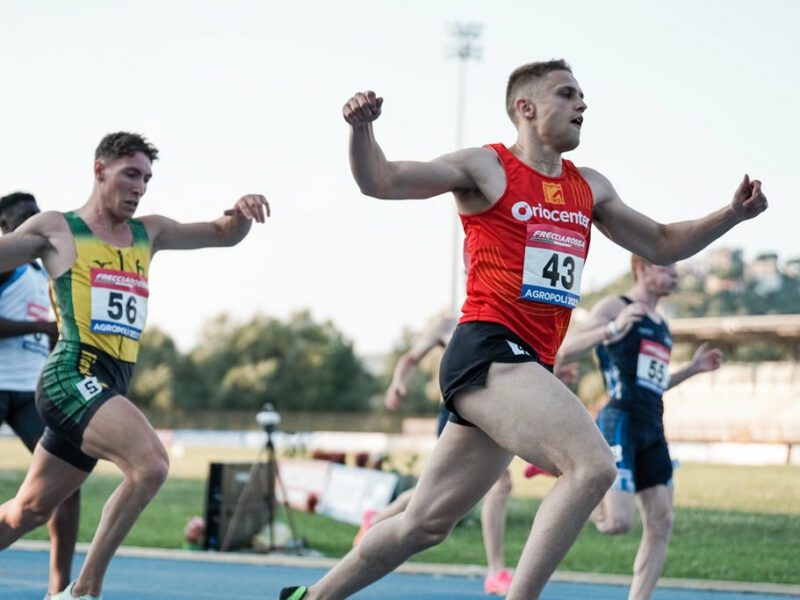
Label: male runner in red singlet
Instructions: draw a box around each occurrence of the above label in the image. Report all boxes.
[280,59,767,600]
[0,132,269,600]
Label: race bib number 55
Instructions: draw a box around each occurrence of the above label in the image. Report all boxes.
[521,224,587,309]
[90,269,149,341]
[636,340,671,393]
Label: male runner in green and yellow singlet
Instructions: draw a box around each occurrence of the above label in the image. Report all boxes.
[0,132,269,600]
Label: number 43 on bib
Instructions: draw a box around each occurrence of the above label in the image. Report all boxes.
[521,224,587,309]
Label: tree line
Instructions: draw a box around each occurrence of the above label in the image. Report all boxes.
[129,310,382,414]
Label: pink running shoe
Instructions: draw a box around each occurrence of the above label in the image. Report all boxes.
[484,569,512,595]
[352,509,377,547]
[523,464,551,479]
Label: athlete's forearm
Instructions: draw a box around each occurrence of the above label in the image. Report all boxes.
[0,233,44,273]
[0,318,47,339]
[651,206,741,264]
[210,214,253,247]
[665,362,702,391]
[391,352,420,387]
[558,324,612,363]
[349,124,394,198]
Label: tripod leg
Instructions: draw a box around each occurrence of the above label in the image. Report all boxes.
[220,447,266,552]
[272,456,303,555]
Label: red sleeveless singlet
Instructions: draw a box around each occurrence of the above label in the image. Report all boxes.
[459,143,594,364]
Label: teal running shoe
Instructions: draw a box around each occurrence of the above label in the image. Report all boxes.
[279,586,308,600]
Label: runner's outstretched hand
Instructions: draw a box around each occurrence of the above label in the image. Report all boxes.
[690,342,722,374]
[224,195,270,223]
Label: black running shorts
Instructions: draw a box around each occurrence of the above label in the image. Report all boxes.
[439,321,551,426]
[36,342,134,472]
[0,390,45,451]
[596,406,673,492]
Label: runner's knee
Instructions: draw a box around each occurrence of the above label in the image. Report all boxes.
[130,453,169,495]
[578,453,617,498]
[602,513,634,535]
[13,494,56,529]
[643,504,674,539]
[401,510,455,550]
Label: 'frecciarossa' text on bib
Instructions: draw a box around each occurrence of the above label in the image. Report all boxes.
[521,224,587,308]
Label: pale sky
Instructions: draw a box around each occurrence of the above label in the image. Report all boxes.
[1,1,797,355]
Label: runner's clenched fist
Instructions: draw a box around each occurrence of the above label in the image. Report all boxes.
[343,91,383,125]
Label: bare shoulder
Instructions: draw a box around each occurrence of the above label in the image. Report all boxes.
[16,211,77,277]
[138,214,170,226]
[434,146,499,174]
[138,214,176,237]
[574,295,628,331]
[590,294,628,317]
[446,146,505,211]
[577,167,614,199]
[16,211,71,252]
[22,210,69,235]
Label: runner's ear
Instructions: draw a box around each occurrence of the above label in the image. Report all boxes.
[94,159,106,182]
[515,98,535,120]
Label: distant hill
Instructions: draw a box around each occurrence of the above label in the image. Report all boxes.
[580,249,800,318]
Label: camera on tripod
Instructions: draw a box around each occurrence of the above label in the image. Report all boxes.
[256,403,281,433]
[212,401,302,553]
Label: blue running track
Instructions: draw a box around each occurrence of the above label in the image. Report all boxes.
[2,545,797,599]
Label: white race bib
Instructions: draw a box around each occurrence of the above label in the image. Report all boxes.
[521,224,587,309]
[90,269,149,341]
[636,339,671,393]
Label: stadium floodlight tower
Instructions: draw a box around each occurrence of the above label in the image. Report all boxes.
[447,22,483,315]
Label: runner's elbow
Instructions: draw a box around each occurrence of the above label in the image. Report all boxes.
[357,179,395,199]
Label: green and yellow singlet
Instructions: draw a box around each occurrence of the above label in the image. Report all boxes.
[50,211,151,363]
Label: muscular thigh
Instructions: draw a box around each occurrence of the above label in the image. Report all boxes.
[80,395,167,472]
[453,361,612,476]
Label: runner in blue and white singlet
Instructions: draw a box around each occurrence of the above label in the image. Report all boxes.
[0,191,79,600]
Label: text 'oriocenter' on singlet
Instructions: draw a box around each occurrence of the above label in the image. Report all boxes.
[49,212,151,363]
[459,144,594,365]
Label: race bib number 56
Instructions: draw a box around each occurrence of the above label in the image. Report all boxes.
[90,269,149,341]
[521,224,587,309]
